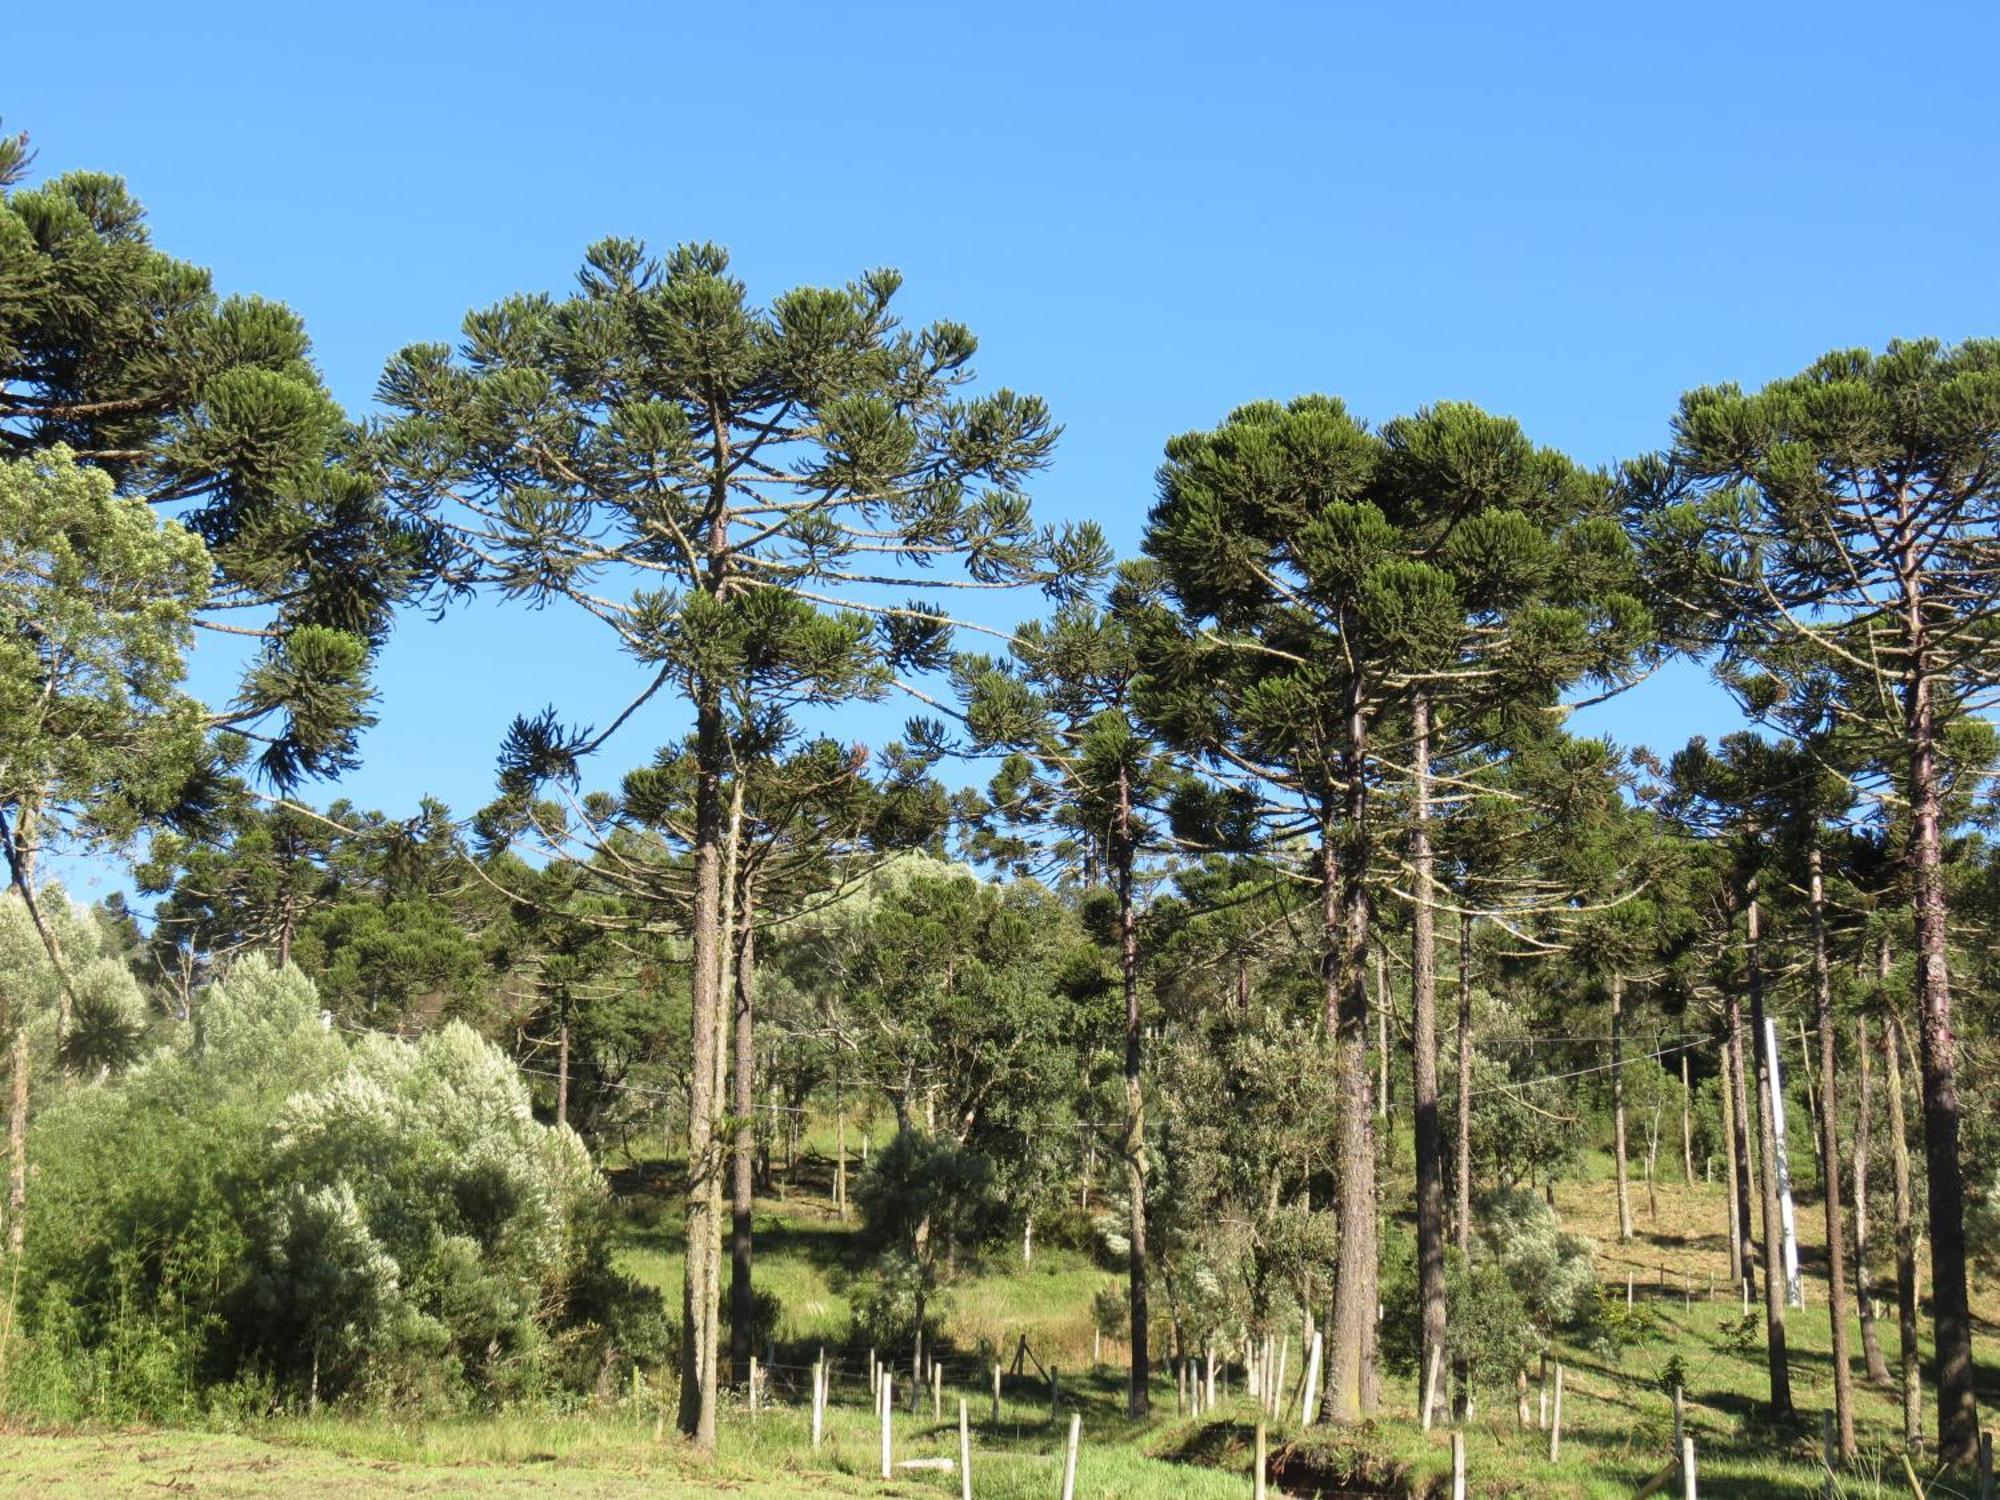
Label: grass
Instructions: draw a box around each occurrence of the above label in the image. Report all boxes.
[6,1133,1995,1496]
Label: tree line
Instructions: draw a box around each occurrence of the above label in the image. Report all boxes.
[4,121,1998,1466]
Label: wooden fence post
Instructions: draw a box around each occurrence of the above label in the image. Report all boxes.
[810,1357,824,1451]
[1254,1420,1268,1500]
[1300,1331,1323,1427]
[879,1372,893,1480]
[958,1396,972,1500]
[1060,1411,1081,1500]
[992,1361,1002,1424]
[1451,1428,1467,1500]
[748,1355,759,1420]
[933,1359,941,1421]
[1980,1431,1995,1500]
[1822,1412,1835,1500]
[1682,1435,1697,1500]
[1547,1364,1564,1464]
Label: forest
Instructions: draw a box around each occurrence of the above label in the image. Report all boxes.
[3,113,1999,1499]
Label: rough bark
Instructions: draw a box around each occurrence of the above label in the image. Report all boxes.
[1885,1010,1923,1452]
[555,1005,570,1130]
[1322,690,1379,1423]
[1408,694,1447,1425]
[1854,1010,1891,1387]
[1901,622,1977,1462]
[1807,840,1855,1458]
[1114,763,1150,1417]
[1744,891,1792,1416]
[7,1027,25,1261]
[676,420,734,1449]
[729,886,757,1389]
[1611,973,1632,1244]
[1454,913,1472,1258]
[1680,1052,1694,1187]
[1723,994,1756,1295]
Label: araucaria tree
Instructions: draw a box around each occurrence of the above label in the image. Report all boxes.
[1640,340,2000,1462]
[1137,398,1648,1422]
[953,579,1179,1415]
[372,240,1098,1446]
[1,142,423,785]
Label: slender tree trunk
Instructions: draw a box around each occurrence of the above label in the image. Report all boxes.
[835,1070,849,1220]
[677,431,735,1449]
[1115,766,1151,1418]
[1723,996,1756,1294]
[1854,1010,1891,1387]
[7,1027,25,1261]
[1808,839,1855,1458]
[730,884,757,1389]
[1,805,74,1058]
[1611,973,1632,1244]
[1885,1009,1923,1452]
[1375,946,1390,1121]
[555,1002,570,1129]
[1454,912,1473,1256]
[1745,890,1792,1416]
[1680,1052,1694,1187]
[1323,694,1380,1423]
[1901,622,1977,1463]
[1407,693,1447,1423]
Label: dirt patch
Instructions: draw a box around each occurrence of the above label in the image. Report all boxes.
[1154,1418,1426,1497]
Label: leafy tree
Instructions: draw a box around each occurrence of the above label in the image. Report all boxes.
[373,240,1098,1445]
[1636,340,2000,1460]
[1137,397,1645,1421]
[0,448,210,1034]
[950,579,1182,1415]
[0,138,423,785]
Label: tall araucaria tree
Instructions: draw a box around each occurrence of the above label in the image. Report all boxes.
[1137,397,1649,1423]
[949,568,1182,1417]
[1635,340,2000,1461]
[371,239,1101,1446]
[0,129,426,786]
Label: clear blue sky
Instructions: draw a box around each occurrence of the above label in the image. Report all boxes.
[13,0,1999,896]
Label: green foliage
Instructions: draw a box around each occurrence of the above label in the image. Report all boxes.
[12,955,662,1418]
[0,448,211,871]
[0,158,425,781]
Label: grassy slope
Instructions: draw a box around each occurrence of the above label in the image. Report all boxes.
[5,1126,1992,1497]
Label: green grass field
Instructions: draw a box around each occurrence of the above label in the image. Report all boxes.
[5,1130,1992,1497]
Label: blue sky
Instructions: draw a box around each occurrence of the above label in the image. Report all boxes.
[12,0,1999,897]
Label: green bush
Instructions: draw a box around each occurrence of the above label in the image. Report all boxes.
[12,954,664,1418]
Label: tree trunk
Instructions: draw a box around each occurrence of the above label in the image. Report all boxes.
[1322,688,1379,1423]
[7,1027,25,1261]
[1886,1009,1923,1452]
[729,885,757,1389]
[1723,994,1756,1295]
[1407,694,1448,1426]
[676,689,727,1447]
[1808,839,1855,1458]
[1901,625,1977,1463]
[1680,1052,1694,1187]
[1745,891,1792,1416]
[1854,1010,1891,1387]
[1115,764,1150,1418]
[555,1003,570,1130]
[1454,913,1472,1257]
[1611,973,1632,1244]
[1375,946,1390,1121]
